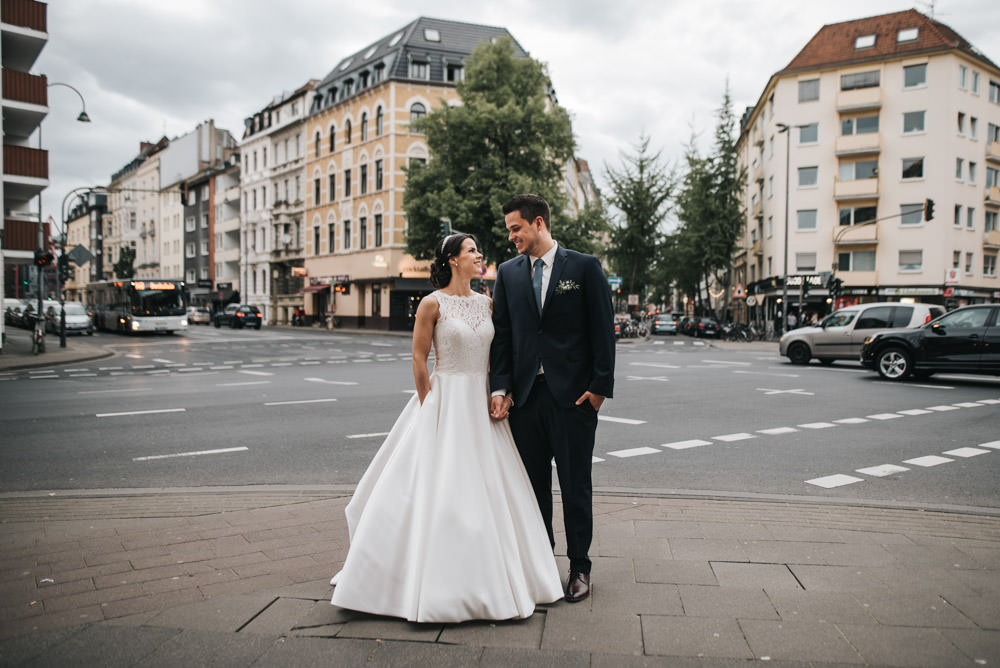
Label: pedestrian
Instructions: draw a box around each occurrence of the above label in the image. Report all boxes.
[787,311,798,330]
[489,193,616,603]
[330,232,562,623]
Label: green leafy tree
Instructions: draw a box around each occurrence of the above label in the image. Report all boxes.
[604,135,675,306]
[404,36,576,264]
[113,246,135,279]
[557,199,611,258]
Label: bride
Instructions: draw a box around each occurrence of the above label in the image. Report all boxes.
[330,233,563,623]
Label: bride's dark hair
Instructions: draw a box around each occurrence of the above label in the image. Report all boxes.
[430,232,477,288]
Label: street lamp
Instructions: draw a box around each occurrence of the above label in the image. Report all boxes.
[48,82,91,123]
[776,123,791,334]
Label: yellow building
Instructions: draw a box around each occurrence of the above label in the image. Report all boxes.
[303,17,528,330]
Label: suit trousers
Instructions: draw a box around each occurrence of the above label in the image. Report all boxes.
[509,378,597,575]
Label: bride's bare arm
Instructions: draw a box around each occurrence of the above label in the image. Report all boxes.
[411,296,438,404]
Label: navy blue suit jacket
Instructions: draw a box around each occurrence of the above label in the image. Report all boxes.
[489,246,615,408]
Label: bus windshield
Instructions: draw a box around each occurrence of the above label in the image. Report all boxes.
[131,288,185,317]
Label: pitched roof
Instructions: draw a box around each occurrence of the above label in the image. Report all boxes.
[780,9,997,74]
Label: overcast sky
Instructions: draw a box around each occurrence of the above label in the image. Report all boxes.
[35,0,1000,231]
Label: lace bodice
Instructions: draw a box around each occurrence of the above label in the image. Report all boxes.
[432,291,493,376]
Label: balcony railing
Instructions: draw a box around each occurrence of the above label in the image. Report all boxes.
[986,142,1000,165]
[985,230,1000,250]
[2,217,38,251]
[834,177,879,201]
[835,133,880,156]
[1,69,46,105]
[986,186,1000,206]
[1,0,47,32]
[3,144,48,179]
[836,87,882,112]
[834,223,878,245]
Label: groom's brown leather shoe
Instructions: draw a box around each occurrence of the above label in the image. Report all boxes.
[565,572,590,602]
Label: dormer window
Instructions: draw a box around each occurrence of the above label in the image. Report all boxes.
[424,28,440,42]
[897,28,919,42]
[389,31,403,46]
[343,79,354,96]
[410,60,429,80]
[373,64,384,84]
[364,45,377,59]
[855,34,876,49]
[339,58,353,71]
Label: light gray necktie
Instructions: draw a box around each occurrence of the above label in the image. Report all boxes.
[532,258,544,315]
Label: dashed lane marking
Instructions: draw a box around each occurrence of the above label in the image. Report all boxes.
[758,427,798,435]
[757,388,813,395]
[125,354,143,359]
[798,422,837,429]
[152,358,175,364]
[626,375,670,382]
[79,387,152,395]
[305,377,359,386]
[943,447,991,458]
[733,370,801,377]
[954,402,985,408]
[97,408,186,418]
[607,446,661,458]
[238,370,274,376]
[856,464,909,477]
[712,433,756,442]
[927,405,961,412]
[629,362,680,369]
[806,474,863,488]
[598,416,647,425]
[265,398,339,406]
[867,413,903,420]
[133,446,247,462]
[980,399,1000,405]
[898,409,933,416]
[346,432,390,439]
[217,381,270,387]
[903,455,954,467]
[701,360,752,366]
[834,417,869,424]
[662,439,713,450]
[982,440,1000,449]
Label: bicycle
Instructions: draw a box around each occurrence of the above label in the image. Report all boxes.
[30,314,45,355]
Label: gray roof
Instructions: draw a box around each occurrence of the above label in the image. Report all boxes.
[313,17,527,110]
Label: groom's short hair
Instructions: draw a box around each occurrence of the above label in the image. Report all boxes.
[503,194,550,230]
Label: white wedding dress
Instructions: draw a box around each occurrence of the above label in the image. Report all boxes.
[330,290,563,623]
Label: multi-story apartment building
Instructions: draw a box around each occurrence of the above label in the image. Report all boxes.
[240,81,316,324]
[735,9,1000,328]
[1,0,48,349]
[302,17,529,330]
[212,162,241,300]
[106,138,168,281]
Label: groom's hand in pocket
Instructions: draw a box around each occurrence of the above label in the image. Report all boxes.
[575,391,605,412]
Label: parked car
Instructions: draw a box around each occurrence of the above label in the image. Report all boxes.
[187,306,211,325]
[779,301,944,365]
[43,301,94,335]
[4,299,30,327]
[859,304,1000,380]
[690,316,720,338]
[214,304,262,329]
[651,313,677,335]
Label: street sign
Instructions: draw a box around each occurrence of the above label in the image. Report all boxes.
[732,284,746,299]
[608,275,622,289]
[627,294,639,305]
[944,267,960,285]
[746,295,757,307]
[66,244,94,266]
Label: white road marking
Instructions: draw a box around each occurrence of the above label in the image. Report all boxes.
[265,398,339,406]
[299,361,322,366]
[662,439,713,450]
[217,381,270,387]
[693,341,706,346]
[125,354,143,359]
[133,446,247,462]
[370,342,393,347]
[271,362,293,367]
[152,358,174,364]
[62,368,89,372]
[673,341,685,345]
[898,409,933,416]
[806,474,863,488]
[598,416,647,425]
[242,364,264,368]
[701,360,752,366]
[353,359,373,363]
[798,422,837,429]
[79,388,152,395]
[223,360,242,364]
[953,402,984,408]
[131,365,155,370]
[911,384,954,390]
[867,413,903,420]
[758,427,798,435]
[626,375,670,382]
[712,433,756,442]
[305,377,359,385]
[97,408,186,418]
[652,341,665,345]
[903,455,953,467]
[808,366,867,373]
[238,370,274,376]
[978,399,1000,405]
[346,432,390,439]
[607,446,661,458]
[757,388,813,395]
[733,370,801,377]
[592,456,605,463]
[942,447,990,458]
[210,366,234,370]
[69,373,97,377]
[927,405,961,411]
[834,417,869,424]
[629,362,680,369]
[856,464,909,477]
[980,440,1000,449]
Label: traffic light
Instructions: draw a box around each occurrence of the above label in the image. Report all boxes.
[801,280,810,298]
[828,278,843,299]
[34,250,54,267]
[924,198,935,221]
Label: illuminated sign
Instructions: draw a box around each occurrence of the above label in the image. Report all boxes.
[133,281,177,291]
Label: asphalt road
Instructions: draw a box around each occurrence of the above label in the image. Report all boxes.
[2,326,998,512]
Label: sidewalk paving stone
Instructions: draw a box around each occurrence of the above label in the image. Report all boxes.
[677,585,780,620]
[838,624,973,667]
[541,610,643,655]
[739,618,864,664]
[438,614,546,649]
[134,627,276,668]
[709,562,801,590]
[765,589,876,626]
[240,597,318,635]
[640,615,753,660]
[853,592,978,628]
[635,559,717,586]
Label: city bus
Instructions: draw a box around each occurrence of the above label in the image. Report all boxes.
[85,279,188,334]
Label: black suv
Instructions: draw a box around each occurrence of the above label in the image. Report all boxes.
[214,304,263,330]
[859,305,1000,380]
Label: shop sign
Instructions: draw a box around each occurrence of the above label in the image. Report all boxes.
[880,287,941,296]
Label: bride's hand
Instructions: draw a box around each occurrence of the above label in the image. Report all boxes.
[489,395,511,420]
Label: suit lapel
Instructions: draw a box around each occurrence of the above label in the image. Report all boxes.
[511,254,540,317]
[542,246,569,316]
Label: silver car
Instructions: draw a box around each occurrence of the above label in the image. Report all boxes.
[779,301,944,365]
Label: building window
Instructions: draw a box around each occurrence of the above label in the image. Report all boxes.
[795,252,817,271]
[329,125,336,152]
[985,254,998,277]
[902,110,925,133]
[798,79,819,102]
[375,159,384,190]
[185,243,195,258]
[958,112,966,134]
[361,112,368,141]
[899,203,923,226]
[838,250,876,271]
[841,70,880,90]
[840,205,877,226]
[766,215,773,237]
[360,164,368,194]
[897,27,919,42]
[313,226,320,253]
[953,250,961,268]
[796,209,817,231]
[343,220,351,249]
[988,166,999,188]
[955,205,963,227]
[315,131,321,157]
[376,107,383,135]
[898,250,923,271]
[410,102,426,124]
[329,173,336,202]
[959,65,968,89]
[345,120,352,144]
[446,64,464,82]
[344,169,352,196]
[969,162,977,184]
[201,214,209,229]
[991,80,1000,104]
[956,157,965,180]
[972,71,980,94]
[295,176,301,201]
[410,60,429,79]
[768,135,774,157]
[987,210,999,232]
[965,252,974,273]
[798,123,818,144]
[901,157,924,179]
[314,178,321,203]
[797,166,818,187]
[185,217,196,232]
[838,159,877,181]
[374,214,383,247]
[841,114,879,135]
[200,240,209,255]
[360,217,368,250]
[767,174,774,198]
[968,207,976,229]
[903,63,927,88]
[855,34,876,49]
[328,223,335,253]
[186,269,196,283]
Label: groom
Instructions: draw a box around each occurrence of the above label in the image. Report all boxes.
[489,194,616,602]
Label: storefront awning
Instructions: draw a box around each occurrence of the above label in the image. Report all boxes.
[300,285,331,293]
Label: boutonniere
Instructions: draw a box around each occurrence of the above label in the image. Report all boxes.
[554,279,580,295]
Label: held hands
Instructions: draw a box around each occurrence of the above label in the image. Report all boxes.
[489,394,513,420]
[575,391,605,411]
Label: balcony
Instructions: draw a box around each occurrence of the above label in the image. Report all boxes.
[836,87,881,112]
[838,270,877,286]
[1,0,48,71]
[835,133,880,156]
[751,241,763,256]
[3,144,48,203]
[834,223,878,245]
[986,186,1000,206]
[752,200,762,220]
[985,230,1000,250]
[986,142,1000,165]
[753,164,762,184]
[1,71,47,139]
[1,216,38,251]
[834,177,879,201]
